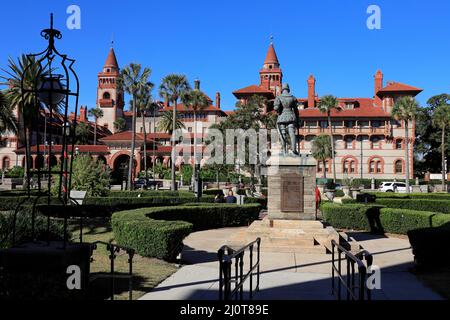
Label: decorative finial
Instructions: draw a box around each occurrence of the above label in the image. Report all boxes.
[111,33,114,48]
[270,34,273,44]
[50,13,54,29]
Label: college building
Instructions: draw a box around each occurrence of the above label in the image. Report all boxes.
[0,41,422,181]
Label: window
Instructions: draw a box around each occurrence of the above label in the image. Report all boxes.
[320,121,328,129]
[395,139,403,149]
[344,120,354,128]
[371,120,381,128]
[103,92,111,99]
[317,161,331,173]
[394,160,403,173]
[369,158,383,174]
[345,103,354,110]
[345,137,354,149]
[343,159,356,173]
[188,127,192,133]
[2,157,10,170]
[371,136,381,149]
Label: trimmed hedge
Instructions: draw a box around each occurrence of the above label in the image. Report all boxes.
[368,192,450,200]
[108,190,194,198]
[321,202,450,235]
[408,224,450,266]
[375,198,450,214]
[111,203,261,261]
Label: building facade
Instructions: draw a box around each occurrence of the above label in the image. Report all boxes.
[1,42,421,182]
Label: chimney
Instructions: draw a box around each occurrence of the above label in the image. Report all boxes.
[79,106,87,122]
[374,70,383,106]
[215,92,221,109]
[194,79,200,90]
[307,75,316,108]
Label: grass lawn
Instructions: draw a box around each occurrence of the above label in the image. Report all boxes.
[69,218,179,300]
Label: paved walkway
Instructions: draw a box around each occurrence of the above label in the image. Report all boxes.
[140,227,443,300]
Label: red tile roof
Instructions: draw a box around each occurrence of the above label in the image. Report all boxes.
[264,43,279,65]
[104,47,119,68]
[233,85,275,97]
[377,82,422,96]
[299,98,390,118]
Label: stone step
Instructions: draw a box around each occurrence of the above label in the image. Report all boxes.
[262,219,325,230]
[259,245,326,254]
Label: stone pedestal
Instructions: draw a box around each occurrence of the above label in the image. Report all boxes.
[266,155,317,220]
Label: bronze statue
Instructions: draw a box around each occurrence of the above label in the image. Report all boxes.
[274,83,299,155]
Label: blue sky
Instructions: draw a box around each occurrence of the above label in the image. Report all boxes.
[1,0,449,112]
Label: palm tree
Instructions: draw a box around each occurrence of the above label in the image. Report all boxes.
[311,134,333,179]
[117,63,152,190]
[318,95,339,182]
[182,89,209,186]
[113,118,126,132]
[130,84,155,182]
[88,107,104,145]
[159,74,191,190]
[157,110,185,133]
[0,91,17,136]
[432,104,450,190]
[392,96,420,194]
[1,55,52,185]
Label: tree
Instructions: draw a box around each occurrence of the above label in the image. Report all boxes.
[182,89,209,185]
[432,104,450,190]
[318,95,339,182]
[311,134,332,179]
[159,74,191,191]
[209,95,274,185]
[130,84,155,182]
[88,107,103,145]
[392,96,420,193]
[117,63,152,190]
[113,118,126,132]
[156,110,185,133]
[53,155,110,197]
[75,122,90,144]
[1,55,51,184]
[0,91,17,136]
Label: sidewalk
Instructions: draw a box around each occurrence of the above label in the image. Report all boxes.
[140,227,443,300]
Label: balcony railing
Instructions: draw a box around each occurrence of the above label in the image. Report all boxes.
[298,126,390,136]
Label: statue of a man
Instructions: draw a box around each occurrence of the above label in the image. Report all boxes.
[274,83,299,155]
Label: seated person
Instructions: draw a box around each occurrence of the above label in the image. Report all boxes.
[225,190,237,204]
[214,191,225,203]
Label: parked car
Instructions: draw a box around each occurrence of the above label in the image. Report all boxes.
[379,181,412,193]
[134,178,163,190]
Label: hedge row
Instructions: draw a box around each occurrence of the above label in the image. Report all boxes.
[320,202,450,234]
[375,198,450,214]
[111,203,261,261]
[368,192,450,200]
[0,195,216,215]
[108,190,194,198]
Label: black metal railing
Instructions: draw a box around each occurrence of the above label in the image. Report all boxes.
[331,239,373,300]
[218,237,261,300]
[89,241,135,300]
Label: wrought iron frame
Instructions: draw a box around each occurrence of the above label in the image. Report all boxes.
[12,13,80,248]
[218,237,261,300]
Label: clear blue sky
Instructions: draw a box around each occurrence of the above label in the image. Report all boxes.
[1,0,449,112]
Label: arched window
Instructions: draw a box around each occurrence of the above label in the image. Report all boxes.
[103,92,111,99]
[394,160,403,174]
[2,157,10,170]
[395,139,403,149]
[345,137,354,149]
[343,158,357,174]
[369,157,383,174]
[371,136,381,149]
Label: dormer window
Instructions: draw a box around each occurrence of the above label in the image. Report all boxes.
[344,103,354,110]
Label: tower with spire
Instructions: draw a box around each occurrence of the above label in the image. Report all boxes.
[259,37,283,95]
[97,47,124,133]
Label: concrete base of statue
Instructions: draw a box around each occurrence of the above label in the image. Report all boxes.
[265,153,317,221]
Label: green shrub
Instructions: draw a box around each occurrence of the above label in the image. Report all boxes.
[431,214,450,228]
[408,223,450,266]
[368,192,450,200]
[111,204,261,261]
[376,198,450,214]
[320,202,382,231]
[379,208,435,234]
[108,190,194,198]
[341,198,356,204]
[334,190,345,197]
[0,211,68,249]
